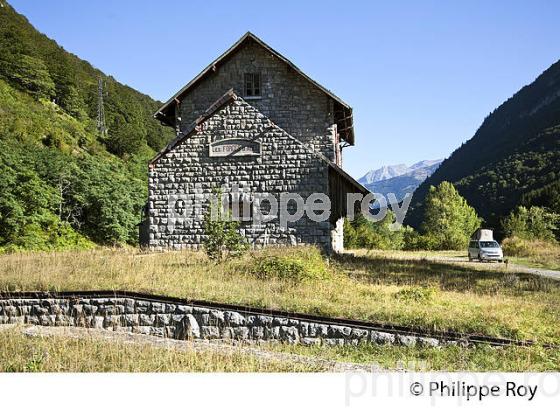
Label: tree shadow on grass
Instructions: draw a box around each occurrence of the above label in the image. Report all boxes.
[333,253,559,295]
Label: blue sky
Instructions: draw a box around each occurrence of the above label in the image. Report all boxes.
[10,0,560,178]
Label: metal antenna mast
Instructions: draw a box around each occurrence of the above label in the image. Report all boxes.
[96,76,107,137]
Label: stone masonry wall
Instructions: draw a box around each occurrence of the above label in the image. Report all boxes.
[0,295,443,348]
[178,41,338,162]
[149,97,333,251]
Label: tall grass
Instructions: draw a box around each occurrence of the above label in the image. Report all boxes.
[269,343,560,372]
[0,327,318,372]
[502,237,560,270]
[3,326,558,372]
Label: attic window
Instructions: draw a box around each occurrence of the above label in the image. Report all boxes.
[244,73,261,98]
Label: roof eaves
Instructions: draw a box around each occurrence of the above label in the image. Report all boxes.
[328,161,369,195]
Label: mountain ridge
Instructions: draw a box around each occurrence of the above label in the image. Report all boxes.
[358,164,408,185]
[358,160,443,202]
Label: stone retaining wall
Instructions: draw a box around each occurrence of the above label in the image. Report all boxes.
[0,295,444,347]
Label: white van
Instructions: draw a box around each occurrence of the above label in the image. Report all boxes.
[468,240,504,262]
[468,228,503,262]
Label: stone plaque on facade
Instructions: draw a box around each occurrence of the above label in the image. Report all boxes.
[209,138,261,157]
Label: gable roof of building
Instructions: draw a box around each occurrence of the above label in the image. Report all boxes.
[154,32,355,145]
[150,89,238,165]
[150,90,367,201]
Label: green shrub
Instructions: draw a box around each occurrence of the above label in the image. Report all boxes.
[0,53,55,100]
[402,229,440,251]
[502,206,559,242]
[3,219,93,252]
[344,212,406,250]
[0,139,147,248]
[502,236,531,257]
[249,247,330,282]
[203,196,248,261]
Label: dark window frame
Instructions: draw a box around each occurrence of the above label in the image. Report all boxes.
[244,72,262,98]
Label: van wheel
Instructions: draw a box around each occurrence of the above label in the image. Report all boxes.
[478,253,483,262]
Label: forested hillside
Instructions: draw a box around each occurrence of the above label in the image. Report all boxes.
[0,2,174,250]
[407,59,560,231]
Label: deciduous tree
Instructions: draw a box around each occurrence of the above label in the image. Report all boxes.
[421,181,481,250]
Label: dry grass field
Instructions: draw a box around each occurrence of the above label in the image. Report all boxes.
[1,246,559,344]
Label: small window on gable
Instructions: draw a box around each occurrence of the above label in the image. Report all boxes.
[244,73,261,97]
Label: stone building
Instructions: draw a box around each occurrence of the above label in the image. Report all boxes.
[145,32,367,253]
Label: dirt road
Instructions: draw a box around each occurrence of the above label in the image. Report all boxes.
[425,255,560,281]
